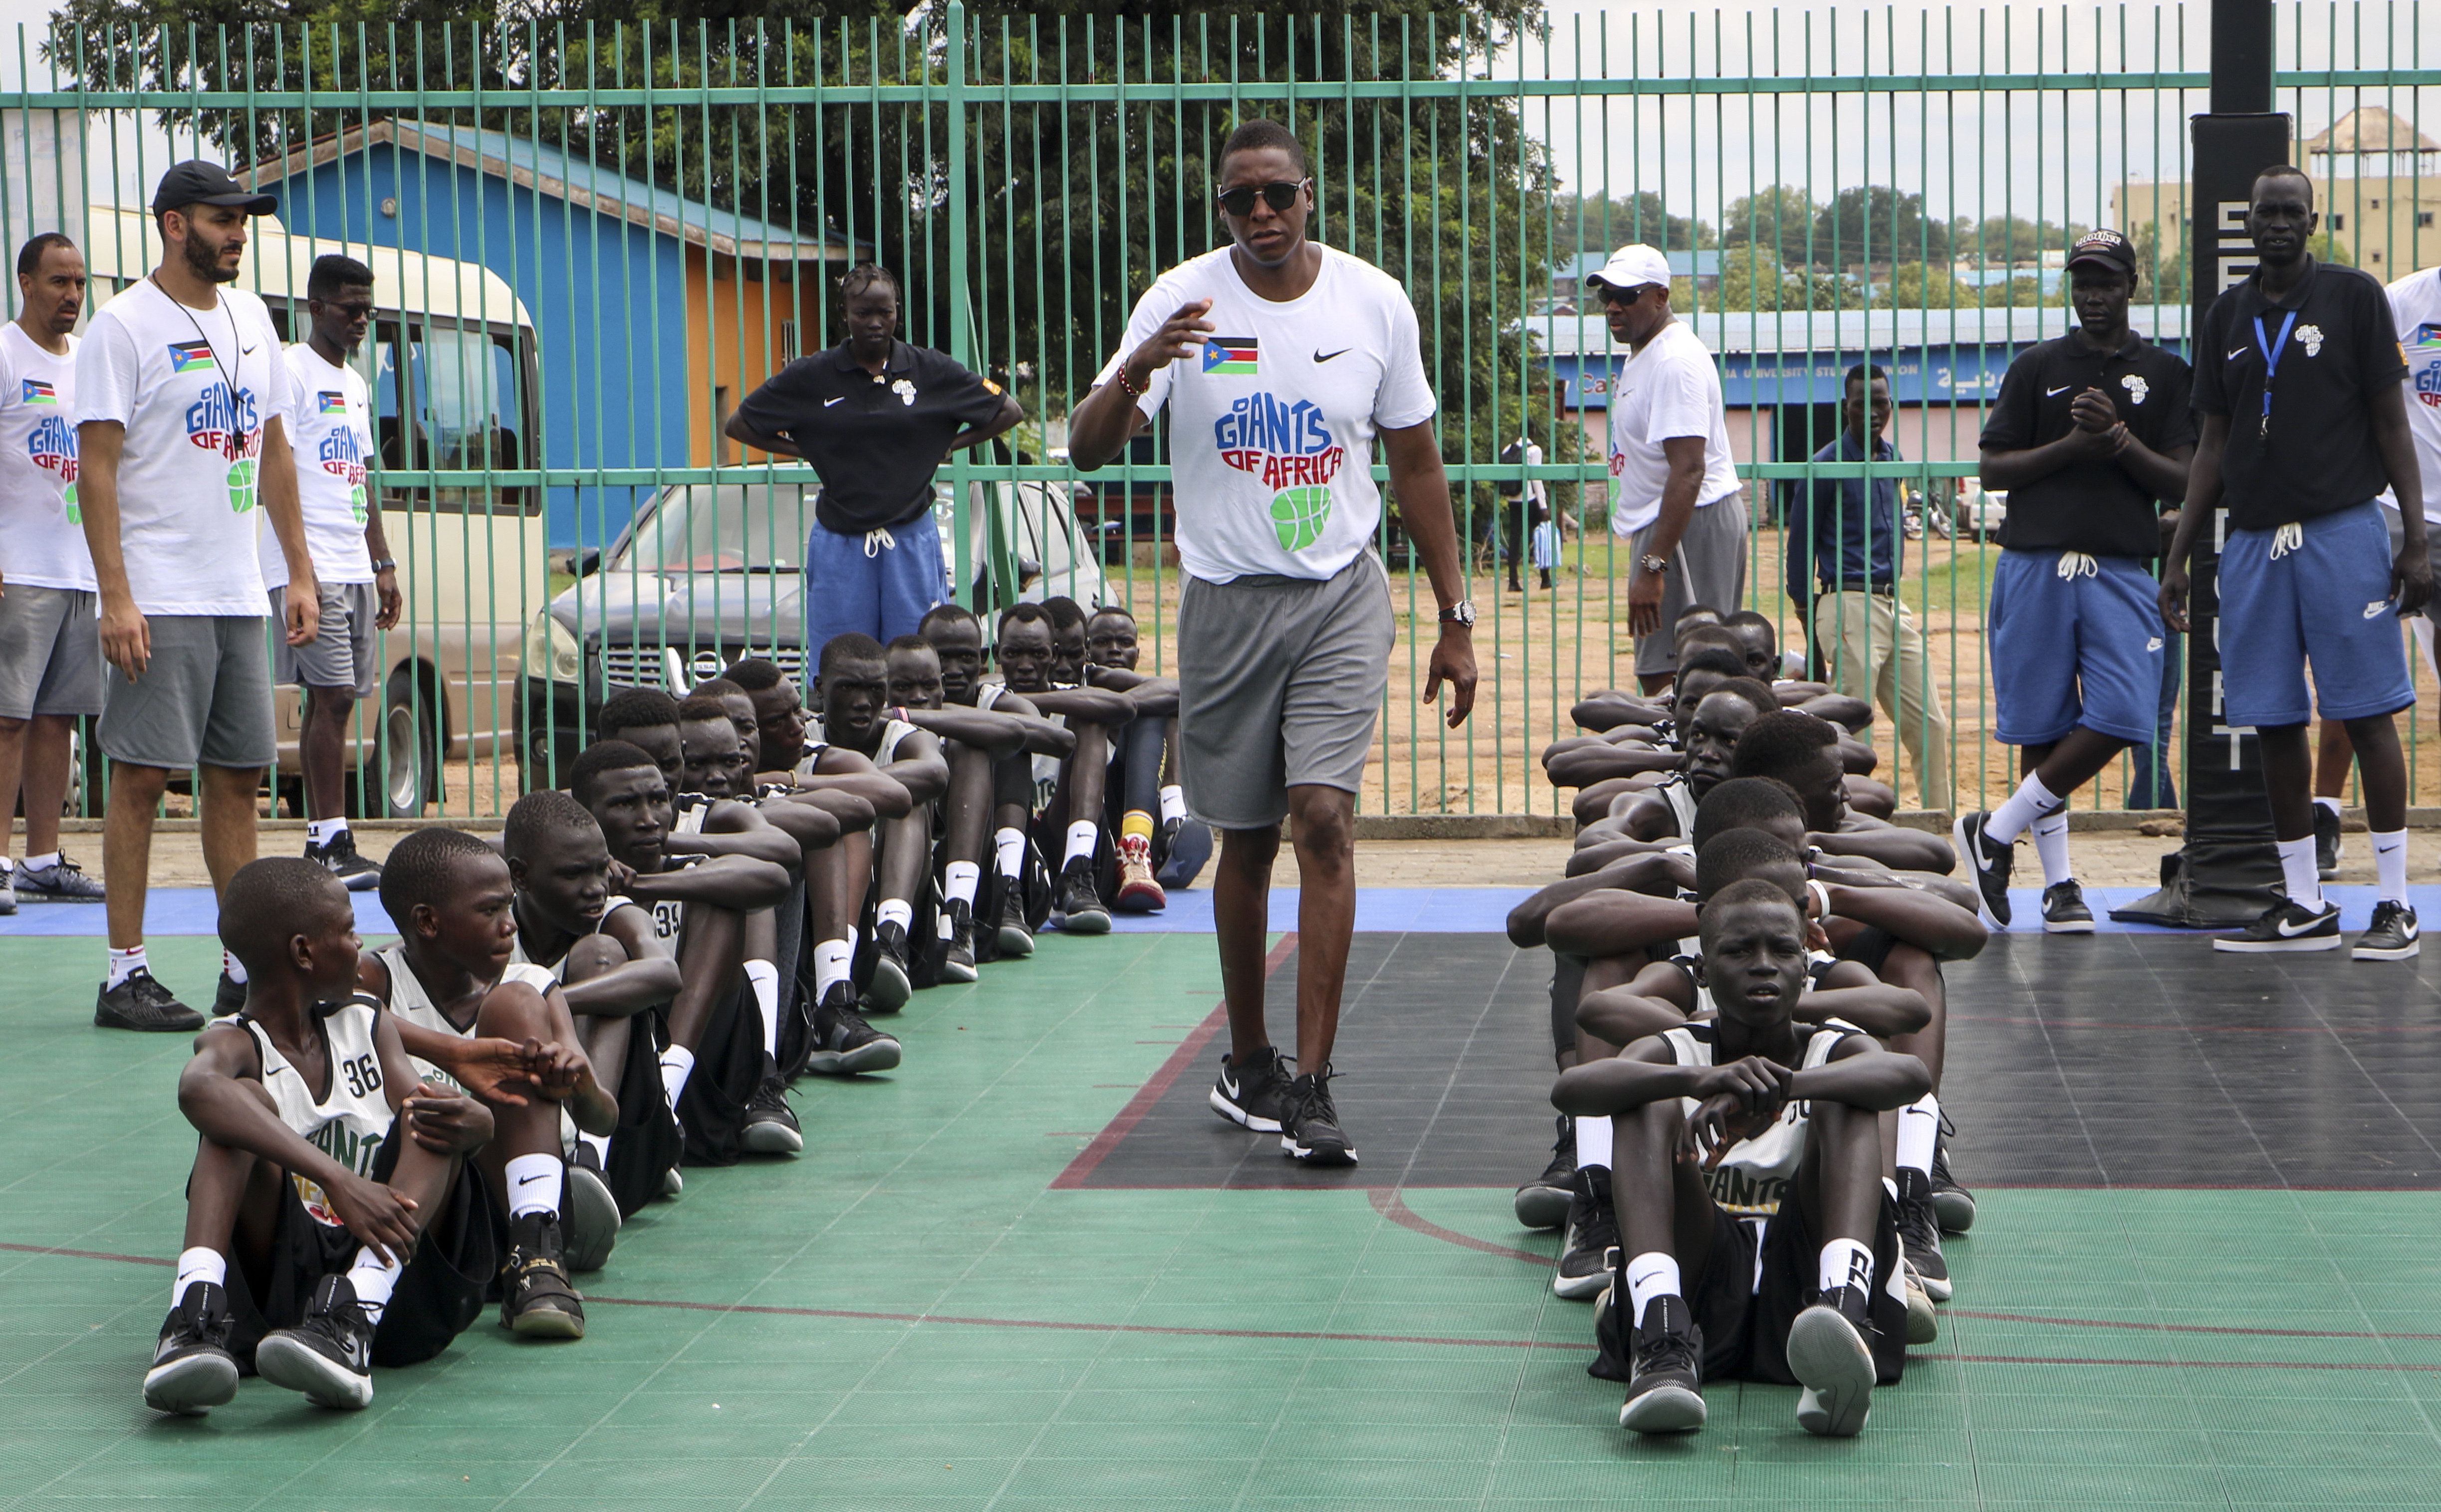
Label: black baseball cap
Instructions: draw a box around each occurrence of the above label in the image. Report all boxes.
[149,160,277,217]
[2065,227,2137,276]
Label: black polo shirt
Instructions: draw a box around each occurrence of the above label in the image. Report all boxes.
[2193,257,2409,531]
[733,339,1006,534]
[1980,330,2196,557]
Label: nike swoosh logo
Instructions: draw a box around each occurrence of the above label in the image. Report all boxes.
[2278,914,2330,936]
[2366,601,2391,619]
[823,396,844,407]
[2045,386,2070,397]
[516,1173,551,1185]
[241,343,257,354]
[2227,347,2250,361]
[1220,1073,1241,1098]
[1314,348,1350,363]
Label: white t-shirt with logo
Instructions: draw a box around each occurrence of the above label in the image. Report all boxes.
[70,279,297,616]
[263,342,374,588]
[1605,320,1742,537]
[0,325,92,591]
[1097,244,1436,584]
[2381,266,2441,526]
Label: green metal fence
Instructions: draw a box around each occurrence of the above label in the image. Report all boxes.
[4,3,2437,822]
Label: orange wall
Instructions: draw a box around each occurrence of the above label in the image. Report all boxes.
[685,247,818,465]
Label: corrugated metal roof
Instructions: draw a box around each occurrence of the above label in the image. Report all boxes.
[1527,303,2193,357]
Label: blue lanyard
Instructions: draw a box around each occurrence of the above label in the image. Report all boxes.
[2252,310,2296,437]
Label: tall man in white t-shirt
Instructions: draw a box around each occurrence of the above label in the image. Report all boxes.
[1067,119,1477,1167]
[1591,245,1747,693]
[269,255,400,890]
[74,162,320,1030]
[0,233,106,916]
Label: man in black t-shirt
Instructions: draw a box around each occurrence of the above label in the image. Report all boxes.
[2161,167,2431,960]
[1953,229,2196,934]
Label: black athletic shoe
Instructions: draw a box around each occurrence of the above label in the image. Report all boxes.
[1553,1166,1619,1299]
[1618,1294,1708,1434]
[14,852,104,900]
[500,1212,586,1340]
[2214,898,2344,953]
[864,921,913,1011]
[254,1274,376,1409]
[1053,857,1111,935]
[1895,1168,1952,1301]
[1951,810,2013,927]
[212,971,247,1019]
[1787,1284,1877,1437]
[1929,1119,1976,1235]
[2354,900,2421,961]
[1514,1114,1576,1230]
[94,970,205,1032]
[1901,1262,1941,1346]
[563,1144,622,1273]
[995,880,1035,958]
[740,1059,805,1154]
[143,1282,239,1415]
[940,898,980,983]
[804,981,902,1075]
[2040,879,2095,934]
[1209,1044,1293,1133]
[304,830,382,891]
[1278,1067,1356,1165]
[2315,803,2343,880]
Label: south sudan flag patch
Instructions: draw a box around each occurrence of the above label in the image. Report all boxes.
[1202,336,1258,375]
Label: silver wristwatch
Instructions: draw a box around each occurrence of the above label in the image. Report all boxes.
[1438,600,1477,629]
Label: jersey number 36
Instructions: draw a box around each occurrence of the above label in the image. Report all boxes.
[338,1052,383,1099]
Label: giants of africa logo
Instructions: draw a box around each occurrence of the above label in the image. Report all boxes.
[1215,392,1345,553]
[2414,322,2441,410]
[320,422,370,524]
[184,380,261,511]
[27,413,78,522]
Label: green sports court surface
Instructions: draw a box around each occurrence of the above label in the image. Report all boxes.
[5,921,2441,1511]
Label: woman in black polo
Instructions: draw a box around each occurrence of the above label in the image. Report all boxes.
[724,263,1022,649]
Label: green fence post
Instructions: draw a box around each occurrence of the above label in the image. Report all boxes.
[945,0,976,612]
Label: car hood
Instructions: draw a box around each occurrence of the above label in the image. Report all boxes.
[549,570,804,647]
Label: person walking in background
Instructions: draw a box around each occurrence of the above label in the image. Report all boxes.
[1781,362,1953,814]
[724,263,1023,651]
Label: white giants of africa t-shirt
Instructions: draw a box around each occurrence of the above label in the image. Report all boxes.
[263,343,374,588]
[1605,320,1742,537]
[2382,266,2441,527]
[0,325,92,591]
[1097,244,1436,583]
[71,279,294,616]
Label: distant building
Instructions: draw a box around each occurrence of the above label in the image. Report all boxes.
[1543,247,1722,313]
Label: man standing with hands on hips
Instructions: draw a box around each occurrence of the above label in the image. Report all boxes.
[74,161,319,1029]
[1067,119,1476,1167]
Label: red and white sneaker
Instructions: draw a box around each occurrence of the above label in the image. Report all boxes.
[1112,833,1166,913]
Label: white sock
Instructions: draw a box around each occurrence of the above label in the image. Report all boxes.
[814,939,853,998]
[222,950,248,985]
[2373,829,2409,904]
[1983,771,2062,844]
[1159,785,1187,825]
[1064,820,1099,866]
[945,861,981,907]
[0,856,10,874]
[875,898,914,933]
[2028,809,2072,888]
[576,1130,611,1166]
[1575,1114,1614,1170]
[994,827,1026,880]
[504,1152,563,1219]
[21,850,58,871]
[659,1045,696,1111]
[306,817,349,847]
[345,1246,403,1324]
[174,1246,227,1305]
[106,944,149,990]
[743,960,781,1057]
[1818,1236,1875,1297]
[2315,795,2344,818]
[1625,1251,1682,1321]
[1896,1093,1940,1178]
[2277,836,2322,906]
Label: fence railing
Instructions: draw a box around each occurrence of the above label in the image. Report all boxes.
[4,4,2437,822]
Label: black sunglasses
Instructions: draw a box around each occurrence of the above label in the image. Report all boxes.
[1215,179,1308,216]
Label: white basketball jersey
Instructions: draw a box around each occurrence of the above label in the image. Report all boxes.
[376,944,559,1093]
[241,995,393,1229]
[1658,773,1699,839]
[1658,1019,1857,1218]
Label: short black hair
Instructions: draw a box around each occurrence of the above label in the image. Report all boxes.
[920,602,979,637]
[504,788,601,862]
[1680,623,1742,652]
[569,739,660,805]
[1720,609,1775,647]
[1702,876,1805,938]
[1220,118,1308,177]
[689,676,745,702]
[1729,710,1840,782]
[1087,604,1137,626]
[219,857,350,973]
[998,602,1053,634]
[597,687,682,739]
[1675,647,1747,684]
[378,827,504,924]
[1673,603,1721,627]
[307,252,374,301]
[1041,596,1087,632]
[2252,164,2314,206]
[722,657,787,693]
[15,231,75,280]
[1843,362,1889,394]
[1694,829,1806,904]
[818,632,889,677]
[676,695,734,725]
[1702,676,1780,719]
[1690,775,1807,852]
[840,261,900,301]
[885,634,935,657]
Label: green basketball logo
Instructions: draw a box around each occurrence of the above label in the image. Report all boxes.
[350,483,368,525]
[227,458,258,513]
[62,480,78,526]
[1270,486,1332,553]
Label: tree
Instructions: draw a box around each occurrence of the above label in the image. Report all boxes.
[1812,185,1950,268]
[1720,183,1821,271]
[1872,261,1969,310]
[1554,191,1712,258]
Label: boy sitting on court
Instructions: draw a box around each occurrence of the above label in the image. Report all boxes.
[1079,603,1214,900]
[989,601,1143,933]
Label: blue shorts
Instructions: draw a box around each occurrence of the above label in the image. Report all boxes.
[1986,548,2166,747]
[802,505,949,657]
[2218,500,2414,728]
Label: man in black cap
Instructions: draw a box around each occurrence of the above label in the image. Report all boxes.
[1954,227,2195,934]
[71,161,317,1030]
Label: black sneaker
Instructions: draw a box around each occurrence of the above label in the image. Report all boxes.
[500,1211,586,1339]
[563,1144,622,1273]
[143,1282,239,1415]
[995,879,1035,958]
[1209,1044,1294,1133]
[2354,900,2421,961]
[94,970,205,1032]
[1053,856,1111,935]
[1929,1118,1976,1234]
[863,920,914,1011]
[2314,803,2343,880]
[803,981,903,1075]
[1618,1294,1708,1435]
[1514,1114,1576,1230]
[739,1059,805,1154]
[1553,1166,1618,1299]
[1787,1284,1877,1437]
[1278,1066,1356,1166]
[254,1274,376,1409]
[1901,1262,1941,1346]
[2040,879,2094,934]
[212,971,247,1018]
[940,898,979,983]
[1951,810,2013,927]
[14,852,104,900]
[1895,1168,1951,1301]
[2214,898,2343,953]
[304,830,382,891]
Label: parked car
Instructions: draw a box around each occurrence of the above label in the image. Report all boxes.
[518,468,1107,788]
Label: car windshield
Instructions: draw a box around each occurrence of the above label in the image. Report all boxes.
[613,481,819,575]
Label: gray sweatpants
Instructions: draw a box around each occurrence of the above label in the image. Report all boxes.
[1629,492,1749,677]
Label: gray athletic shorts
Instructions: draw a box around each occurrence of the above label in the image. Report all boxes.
[98,615,276,770]
[1630,491,1750,677]
[0,585,103,719]
[1176,552,1393,830]
[270,581,379,698]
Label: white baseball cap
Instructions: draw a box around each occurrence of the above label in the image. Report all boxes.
[1586,243,1673,295]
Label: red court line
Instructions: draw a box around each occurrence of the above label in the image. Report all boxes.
[1368,1188,1552,1265]
[1948,1013,2441,1037]
[1947,1308,2441,1342]
[0,1242,172,1267]
[1048,931,1298,1191]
